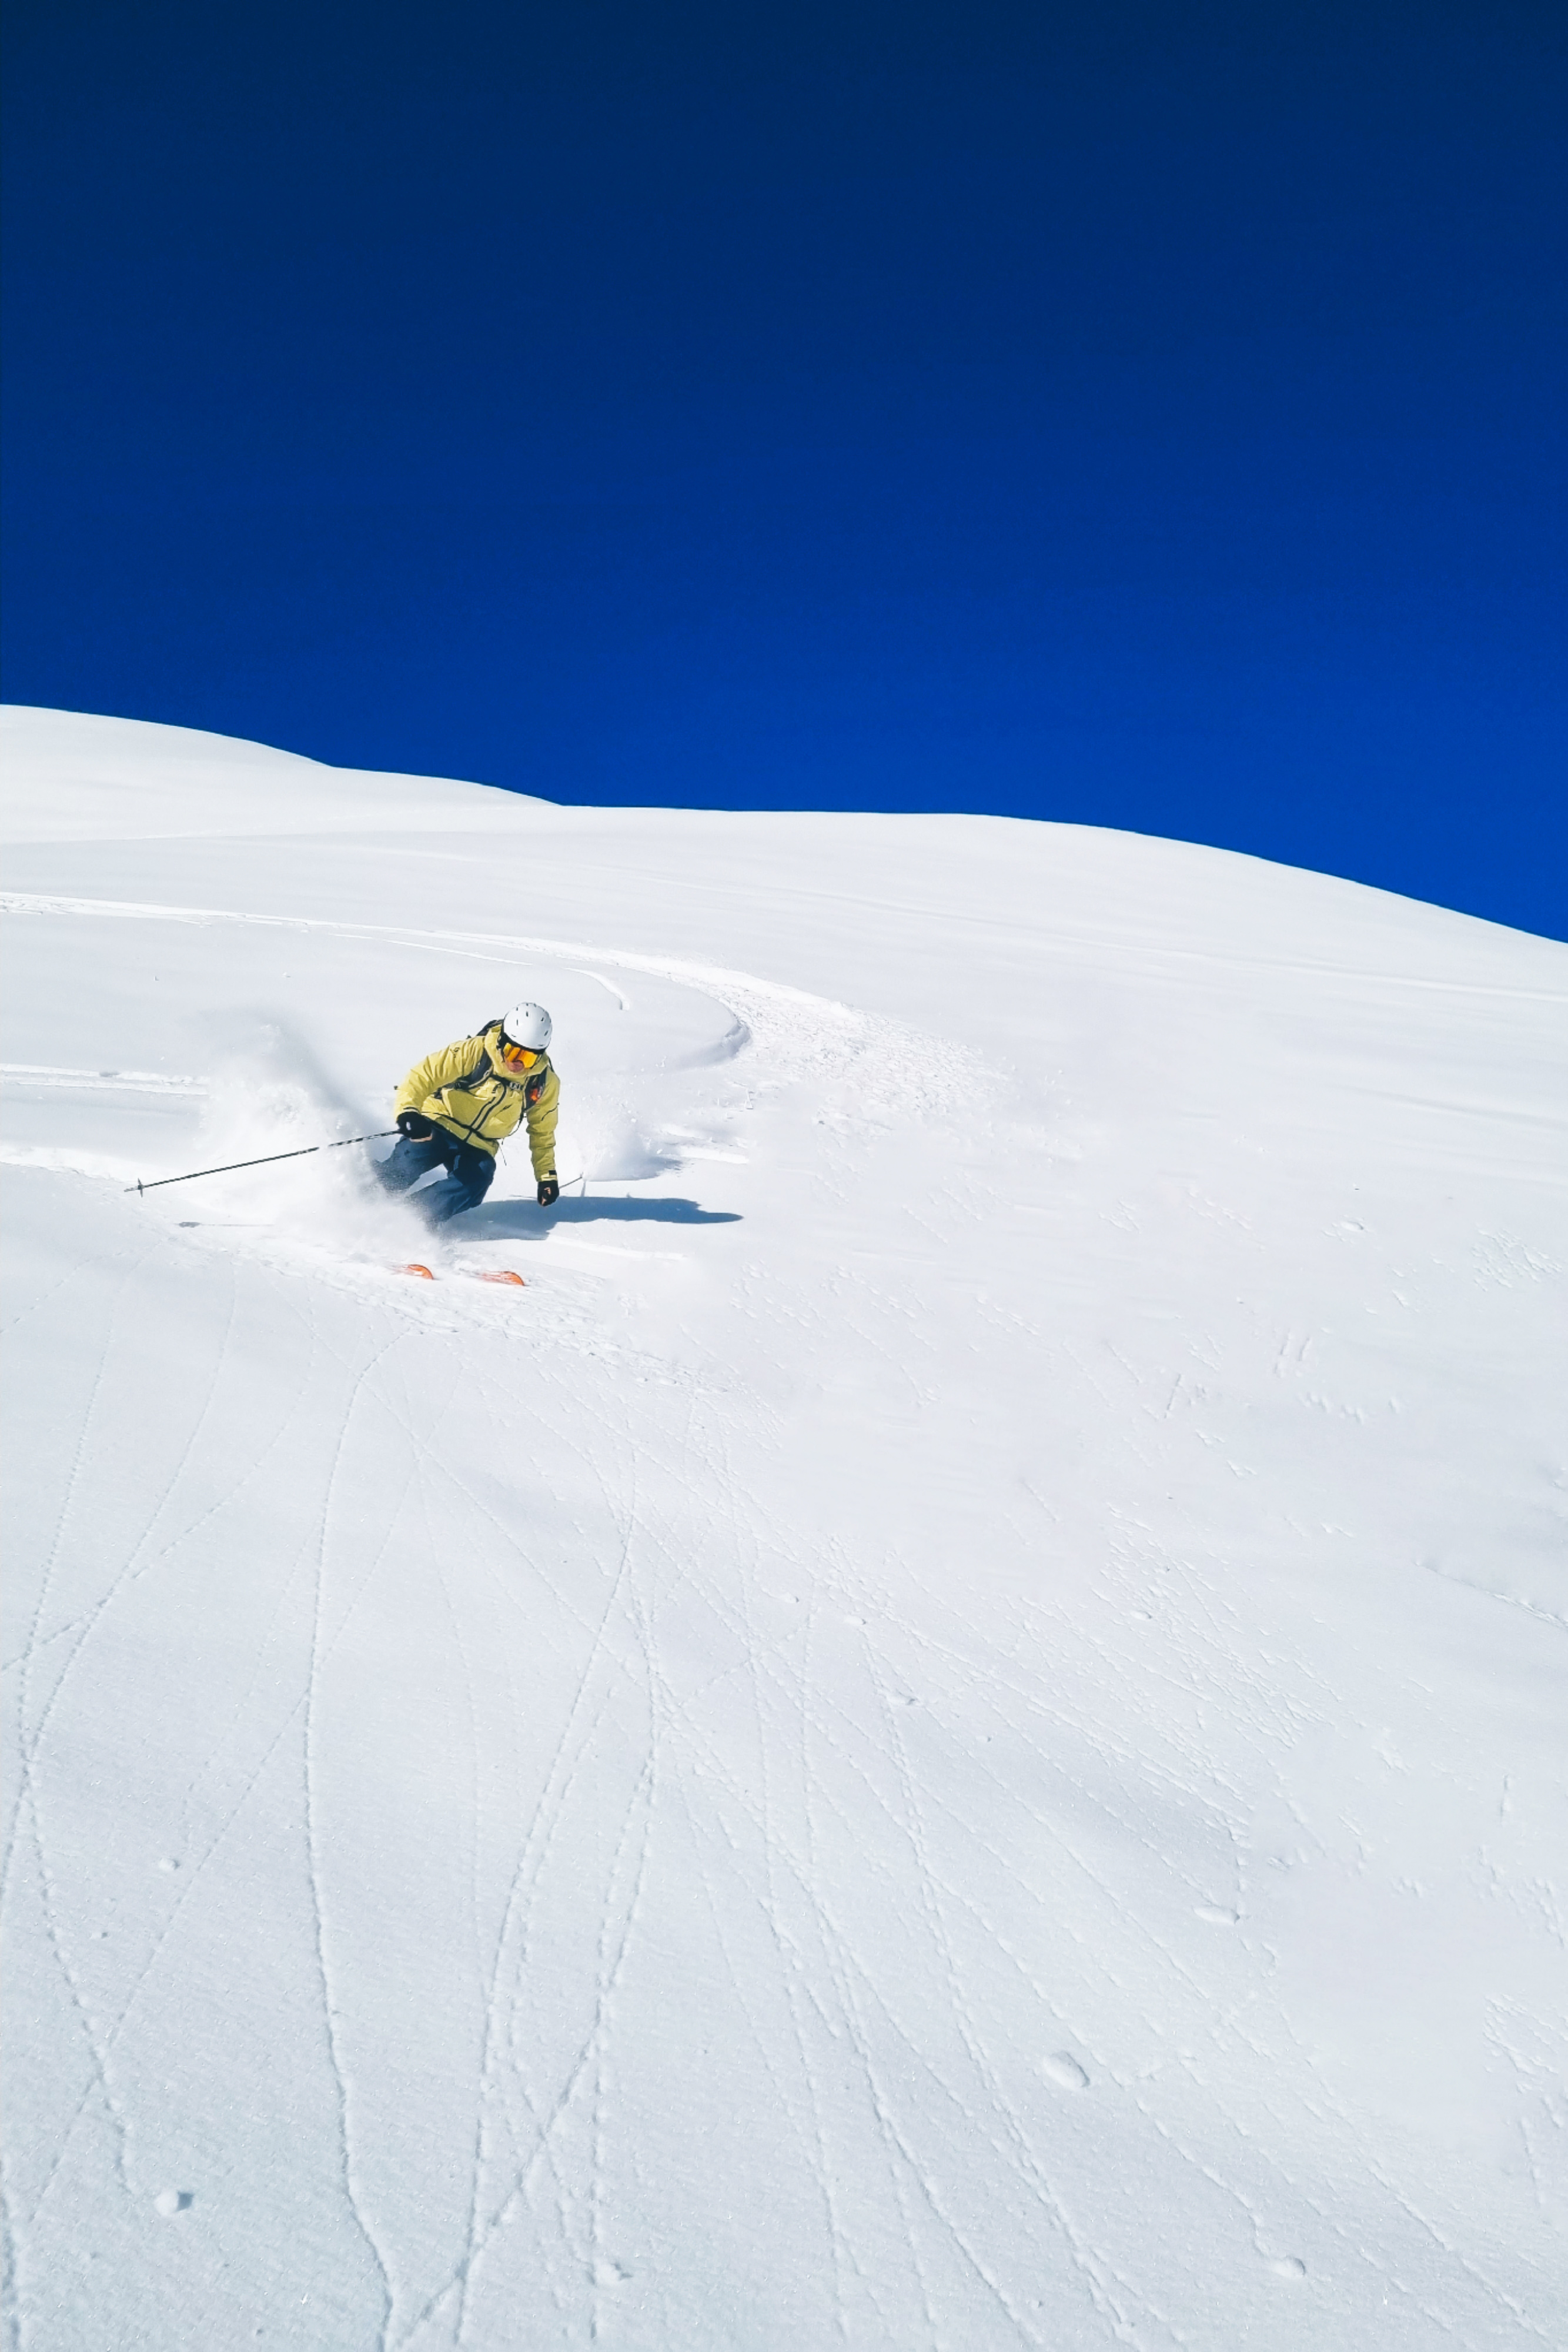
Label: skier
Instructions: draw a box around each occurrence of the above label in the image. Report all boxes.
[377,1004,561,1227]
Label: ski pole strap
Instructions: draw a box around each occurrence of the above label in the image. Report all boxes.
[126,1131,400,1195]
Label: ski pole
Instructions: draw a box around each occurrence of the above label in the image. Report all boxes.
[125,1132,400,1197]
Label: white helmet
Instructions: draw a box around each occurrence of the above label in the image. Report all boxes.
[500,1003,551,1052]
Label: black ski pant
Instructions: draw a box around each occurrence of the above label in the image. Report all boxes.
[377,1130,496,1227]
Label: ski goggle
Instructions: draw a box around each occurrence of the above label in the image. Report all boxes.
[500,1039,542,1071]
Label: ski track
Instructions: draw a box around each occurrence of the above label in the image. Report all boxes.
[0,891,937,1107]
[4,836,1564,2348]
[0,1065,208,1095]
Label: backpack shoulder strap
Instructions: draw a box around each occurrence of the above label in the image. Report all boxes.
[452,1024,501,1090]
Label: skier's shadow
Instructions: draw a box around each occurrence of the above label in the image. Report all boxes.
[464,1194,742,1241]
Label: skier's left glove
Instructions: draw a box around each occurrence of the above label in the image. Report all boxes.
[537,1177,560,1207]
[396,1111,434,1140]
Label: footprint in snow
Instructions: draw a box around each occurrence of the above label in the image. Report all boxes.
[1269,2256,1306,2280]
[1042,2052,1090,2091]
[1195,1903,1238,1926]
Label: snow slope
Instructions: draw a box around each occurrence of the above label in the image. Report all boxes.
[2,706,1564,2351]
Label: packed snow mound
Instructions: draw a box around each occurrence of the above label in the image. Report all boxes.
[3,709,1565,2350]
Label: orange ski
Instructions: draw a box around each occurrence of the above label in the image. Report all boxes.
[391,1264,524,1288]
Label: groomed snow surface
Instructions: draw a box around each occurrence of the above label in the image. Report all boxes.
[2,706,1564,2351]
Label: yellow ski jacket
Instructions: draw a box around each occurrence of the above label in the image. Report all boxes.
[393,1024,560,1176]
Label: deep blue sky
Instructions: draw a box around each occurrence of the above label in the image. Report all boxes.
[4,2,1564,937]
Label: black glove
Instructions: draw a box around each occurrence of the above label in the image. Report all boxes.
[397,1111,434,1140]
[537,1177,560,1207]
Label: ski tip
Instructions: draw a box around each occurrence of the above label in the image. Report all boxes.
[396,1262,436,1280]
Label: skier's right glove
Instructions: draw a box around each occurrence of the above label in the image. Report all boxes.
[396,1111,434,1140]
[537,1177,560,1207]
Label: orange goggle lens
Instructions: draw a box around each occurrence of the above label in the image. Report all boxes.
[501,1041,540,1069]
